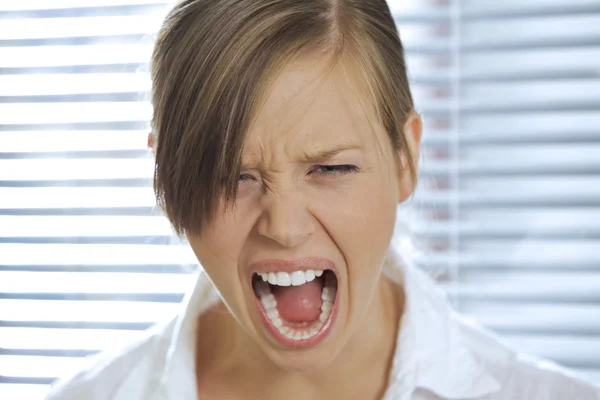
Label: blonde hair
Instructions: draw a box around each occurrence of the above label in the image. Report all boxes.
[151,0,416,235]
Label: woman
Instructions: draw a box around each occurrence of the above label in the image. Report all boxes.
[47,0,599,399]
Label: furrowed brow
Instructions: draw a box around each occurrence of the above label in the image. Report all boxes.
[303,144,363,164]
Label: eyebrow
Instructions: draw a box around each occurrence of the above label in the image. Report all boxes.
[240,144,364,170]
[302,144,364,164]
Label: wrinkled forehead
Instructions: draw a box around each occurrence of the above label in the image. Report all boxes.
[242,56,389,167]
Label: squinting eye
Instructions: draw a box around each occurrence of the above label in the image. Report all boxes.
[311,164,359,176]
[238,174,255,184]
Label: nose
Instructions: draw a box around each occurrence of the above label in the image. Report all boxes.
[256,189,315,248]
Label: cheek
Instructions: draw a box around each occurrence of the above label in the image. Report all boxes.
[311,173,396,285]
[311,173,397,330]
[313,173,397,254]
[192,199,258,262]
[187,204,257,312]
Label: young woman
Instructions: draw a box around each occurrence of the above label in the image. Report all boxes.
[47,1,599,399]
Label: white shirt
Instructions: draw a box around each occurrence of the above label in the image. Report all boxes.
[46,248,600,400]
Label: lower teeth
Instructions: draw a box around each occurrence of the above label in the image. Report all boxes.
[256,279,336,341]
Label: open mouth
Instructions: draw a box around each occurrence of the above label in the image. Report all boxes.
[251,268,339,347]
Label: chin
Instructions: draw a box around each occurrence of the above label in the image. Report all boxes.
[261,338,346,374]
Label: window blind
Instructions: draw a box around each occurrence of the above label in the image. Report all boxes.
[0,2,199,399]
[402,0,600,387]
[0,1,598,399]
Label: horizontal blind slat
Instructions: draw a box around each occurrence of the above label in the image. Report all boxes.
[0,187,155,210]
[416,247,600,271]
[0,16,160,40]
[461,302,600,335]
[0,44,153,68]
[0,158,154,181]
[423,145,600,175]
[462,15,600,48]
[460,111,600,139]
[0,327,142,351]
[0,0,167,12]
[461,0,600,17]
[461,47,600,80]
[444,271,600,303]
[0,215,172,237]
[461,80,600,111]
[0,243,198,265]
[0,74,150,96]
[0,299,178,323]
[0,102,151,125]
[0,131,148,153]
[414,209,600,238]
[415,187,600,207]
[0,271,191,294]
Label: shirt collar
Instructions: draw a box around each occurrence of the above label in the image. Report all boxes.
[154,270,217,400]
[156,247,500,400]
[384,247,501,399]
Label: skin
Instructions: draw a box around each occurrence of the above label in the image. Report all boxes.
[185,54,422,399]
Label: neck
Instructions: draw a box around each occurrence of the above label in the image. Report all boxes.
[196,274,404,398]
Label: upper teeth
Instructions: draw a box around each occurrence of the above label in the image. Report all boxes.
[259,269,324,286]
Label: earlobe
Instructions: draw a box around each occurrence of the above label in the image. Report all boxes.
[147,132,155,149]
[398,110,423,169]
[396,111,423,202]
[148,132,156,156]
[396,149,412,204]
[404,110,423,152]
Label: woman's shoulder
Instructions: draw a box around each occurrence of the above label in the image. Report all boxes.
[45,320,176,400]
[453,313,600,400]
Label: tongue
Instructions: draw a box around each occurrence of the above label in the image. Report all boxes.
[271,278,323,322]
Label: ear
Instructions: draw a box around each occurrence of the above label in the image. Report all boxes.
[397,110,423,202]
[147,132,156,156]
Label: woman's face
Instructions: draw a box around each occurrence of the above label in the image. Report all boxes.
[187,56,418,372]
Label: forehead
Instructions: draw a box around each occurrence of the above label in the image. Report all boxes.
[243,55,385,164]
